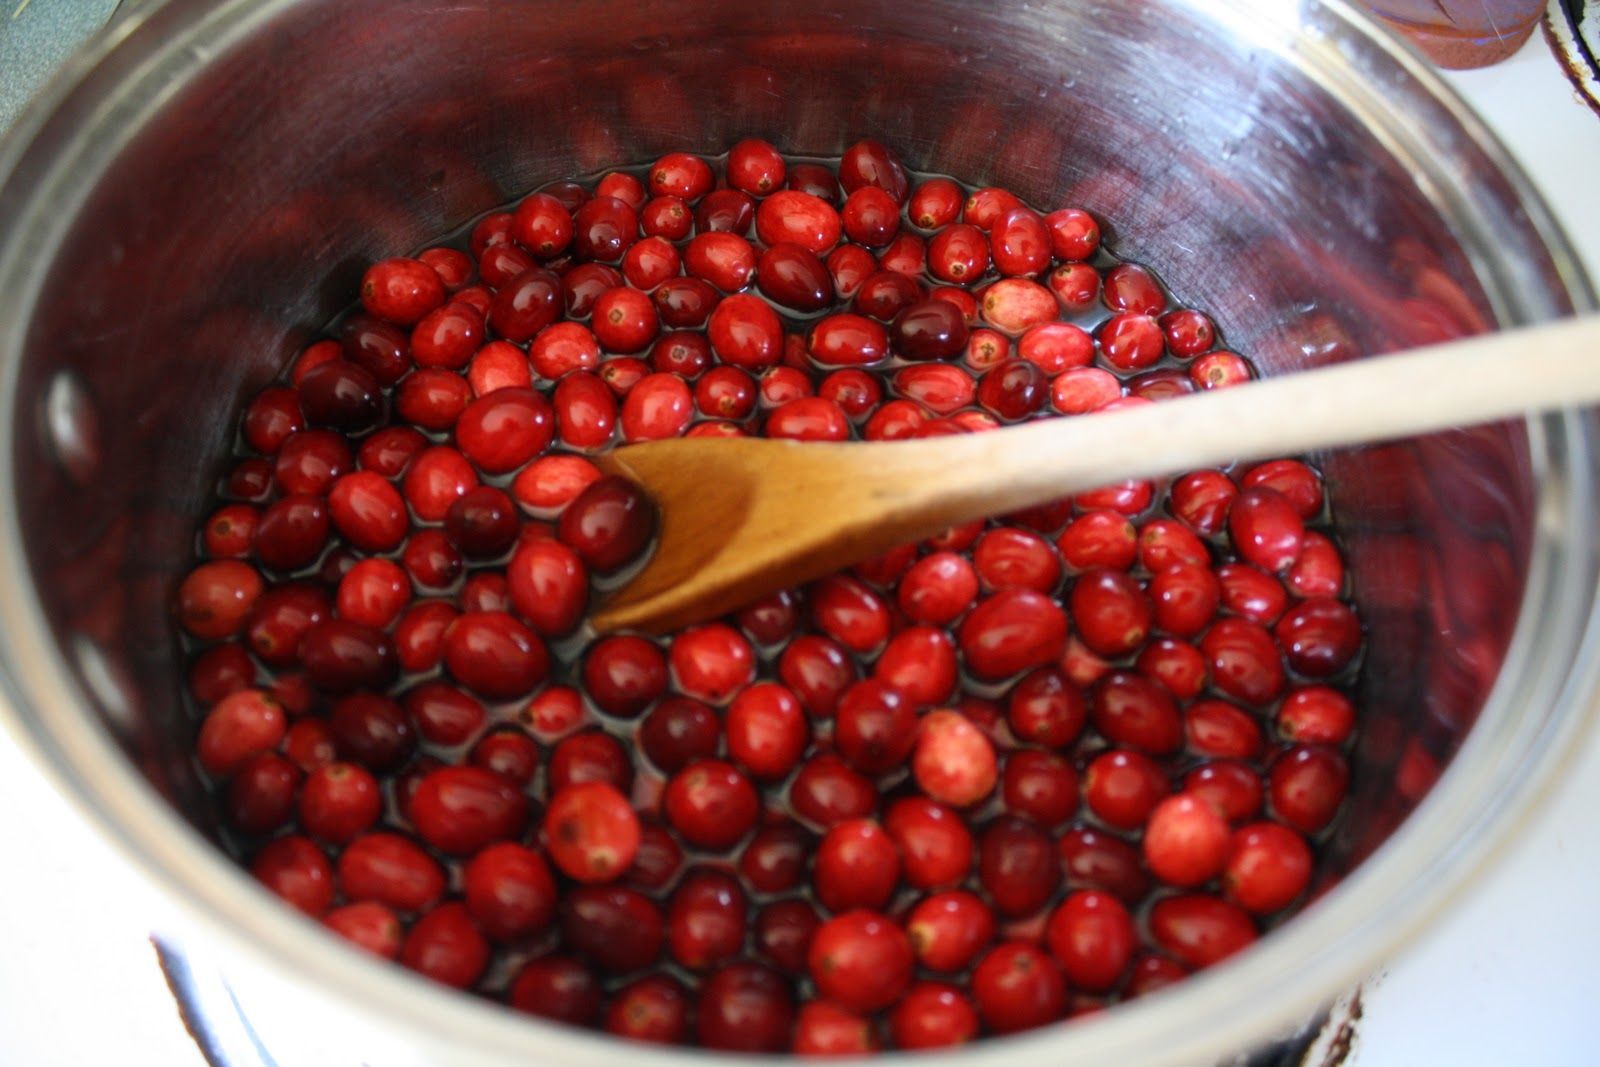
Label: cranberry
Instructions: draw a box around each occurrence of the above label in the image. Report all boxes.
[978,816,1059,917]
[1185,760,1265,823]
[1084,749,1168,830]
[977,358,1048,420]
[581,635,668,717]
[1275,598,1362,677]
[1269,745,1349,833]
[639,696,720,773]
[562,885,664,974]
[1046,891,1135,993]
[549,731,633,794]
[606,975,691,1045]
[740,824,810,894]
[1276,686,1356,745]
[455,387,554,474]
[323,901,402,958]
[544,781,641,882]
[726,682,808,781]
[756,190,842,255]
[1006,668,1087,747]
[1201,617,1287,705]
[892,982,980,1049]
[1072,570,1154,657]
[913,709,997,808]
[816,818,901,911]
[1149,894,1257,969]
[251,835,333,916]
[572,196,638,263]
[298,761,381,844]
[1224,822,1313,914]
[756,898,822,974]
[809,910,913,1013]
[1058,827,1149,903]
[809,313,891,368]
[338,832,444,912]
[510,957,602,1025]
[1143,793,1231,887]
[664,759,758,850]
[1217,562,1290,625]
[442,611,547,700]
[178,561,264,641]
[728,138,786,195]
[557,475,657,572]
[627,823,684,892]
[790,754,877,828]
[1171,469,1239,534]
[696,963,794,1052]
[793,1000,877,1055]
[972,942,1065,1034]
[897,551,979,625]
[507,539,587,637]
[958,588,1068,680]
[1230,487,1306,573]
[1002,749,1079,826]
[1091,671,1182,755]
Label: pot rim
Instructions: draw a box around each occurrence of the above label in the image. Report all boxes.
[0,1,1595,1064]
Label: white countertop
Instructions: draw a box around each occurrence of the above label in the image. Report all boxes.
[0,25,1597,1067]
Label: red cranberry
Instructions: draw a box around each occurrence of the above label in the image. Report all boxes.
[756,190,842,255]
[1230,487,1306,573]
[1269,745,1349,833]
[1002,749,1079,827]
[696,963,794,1052]
[442,611,547,700]
[793,1001,877,1055]
[1006,668,1088,747]
[958,588,1068,680]
[790,754,877,828]
[251,836,333,916]
[1072,570,1154,657]
[323,901,402,958]
[506,539,587,637]
[510,957,602,1025]
[1046,891,1135,993]
[809,910,913,1013]
[1149,893,1257,969]
[639,696,720,773]
[298,761,381,844]
[410,765,527,855]
[225,752,300,834]
[1143,793,1231,887]
[544,781,641,882]
[178,561,264,640]
[362,257,445,326]
[1083,749,1168,830]
[978,816,1059,918]
[971,942,1065,1034]
[1201,617,1287,705]
[739,824,810,894]
[1058,827,1150,903]
[815,818,901,912]
[664,759,758,850]
[723,137,784,195]
[338,832,444,912]
[549,731,633,794]
[556,475,657,572]
[977,358,1048,420]
[892,982,980,1049]
[1091,671,1182,755]
[562,885,664,973]
[1276,686,1356,745]
[606,975,690,1045]
[1185,760,1265,823]
[726,682,808,781]
[1224,821,1313,913]
[756,898,822,975]
[455,388,554,474]
[1275,598,1361,677]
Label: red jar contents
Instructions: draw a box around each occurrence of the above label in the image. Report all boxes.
[178,140,1361,1050]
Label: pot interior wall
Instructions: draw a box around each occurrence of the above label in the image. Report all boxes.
[8,0,1558,877]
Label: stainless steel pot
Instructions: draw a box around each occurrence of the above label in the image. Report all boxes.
[0,0,1594,1064]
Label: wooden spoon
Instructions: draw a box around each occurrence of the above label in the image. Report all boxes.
[592,314,1600,634]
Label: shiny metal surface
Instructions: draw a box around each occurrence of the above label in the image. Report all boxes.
[0,1,1594,1065]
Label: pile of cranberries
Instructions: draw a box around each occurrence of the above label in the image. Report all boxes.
[174,138,1363,1052]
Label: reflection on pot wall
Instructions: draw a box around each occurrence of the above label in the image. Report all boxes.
[7,0,1562,886]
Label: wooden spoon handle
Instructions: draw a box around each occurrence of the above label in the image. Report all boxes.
[855,313,1600,527]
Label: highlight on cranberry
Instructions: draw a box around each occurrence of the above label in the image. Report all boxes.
[178,138,1361,1050]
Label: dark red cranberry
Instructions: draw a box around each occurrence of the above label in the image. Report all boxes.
[510,957,602,1025]
[696,963,794,1052]
[562,885,664,974]
[1058,826,1150,903]
[297,360,382,432]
